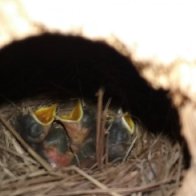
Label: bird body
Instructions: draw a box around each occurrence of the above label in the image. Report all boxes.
[15,105,57,143]
[107,111,135,161]
[42,124,74,167]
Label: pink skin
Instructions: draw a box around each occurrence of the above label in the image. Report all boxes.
[44,147,74,167]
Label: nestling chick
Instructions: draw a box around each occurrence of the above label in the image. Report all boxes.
[41,123,74,168]
[56,100,96,153]
[15,105,56,144]
[107,110,135,161]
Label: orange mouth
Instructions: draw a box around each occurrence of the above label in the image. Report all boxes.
[33,104,57,125]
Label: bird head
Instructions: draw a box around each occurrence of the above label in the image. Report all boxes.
[107,110,135,161]
[15,104,57,143]
[56,100,96,153]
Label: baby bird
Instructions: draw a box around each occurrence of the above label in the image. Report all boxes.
[107,110,135,161]
[56,100,96,154]
[41,123,74,168]
[15,105,56,144]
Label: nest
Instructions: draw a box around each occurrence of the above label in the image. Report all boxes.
[0,33,188,196]
[0,95,185,196]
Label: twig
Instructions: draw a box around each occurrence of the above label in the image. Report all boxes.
[96,88,104,169]
[103,98,112,165]
[60,177,177,195]
[0,173,62,190]
[8,181,58,196]
[0,160,15,178]
[0,144,34,161]
[0,169,47,185]
[122,136,137,163]
[70,166,122,196]
[0,114,52,172]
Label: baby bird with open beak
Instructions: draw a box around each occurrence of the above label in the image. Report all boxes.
[75,109,136,165]
[56,100,96,155]
[107,110,136,161]
[15,105,57,144]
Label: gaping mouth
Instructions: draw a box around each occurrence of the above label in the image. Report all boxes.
[56,100,84,123]
[32,104,57,125]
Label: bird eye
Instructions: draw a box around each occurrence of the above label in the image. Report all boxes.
[29,123,42,138]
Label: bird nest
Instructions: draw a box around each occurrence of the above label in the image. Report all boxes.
[0,33,187,196]
[0,96,184,196]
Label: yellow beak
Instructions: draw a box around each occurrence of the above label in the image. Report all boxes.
[121,112,135,134]
[32,104,57,126]
[57,100,84,122]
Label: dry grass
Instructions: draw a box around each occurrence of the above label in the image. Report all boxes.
[0,96,185,196]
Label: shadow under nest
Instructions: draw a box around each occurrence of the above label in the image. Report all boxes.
[0,33,187,196]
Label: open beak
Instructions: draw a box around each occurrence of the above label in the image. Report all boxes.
[121,112,135,134]
[106,110,136,161]
[32,104,57,126]
[15,105,57,144]
[57,100,83,123]
[56,100,90,152]
[24,104,57,143]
